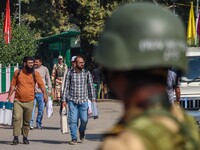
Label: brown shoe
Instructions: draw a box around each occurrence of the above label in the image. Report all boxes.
[69,139,77,145]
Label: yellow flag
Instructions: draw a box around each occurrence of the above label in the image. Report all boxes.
[187,2,196,45]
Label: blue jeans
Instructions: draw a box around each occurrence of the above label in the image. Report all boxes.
[30,93,45,127]
[68,101,88,140]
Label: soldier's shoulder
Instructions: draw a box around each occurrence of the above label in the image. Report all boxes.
[171,104,197,125]
[100,129,146,150]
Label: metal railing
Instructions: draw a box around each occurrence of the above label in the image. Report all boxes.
[180,98,200,110]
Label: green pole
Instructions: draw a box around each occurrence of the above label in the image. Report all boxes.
[10,64,14,81]
[66,48,71,67]
[1,65,6,92]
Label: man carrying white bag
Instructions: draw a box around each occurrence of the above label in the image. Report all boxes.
[60,105,69,134]
[88,100,99,119]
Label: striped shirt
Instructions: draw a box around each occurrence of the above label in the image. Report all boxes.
[62,68,96,103]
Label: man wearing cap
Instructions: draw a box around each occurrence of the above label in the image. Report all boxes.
[51,55,68,102]
[61,56,77,93]
[71,56,77,69]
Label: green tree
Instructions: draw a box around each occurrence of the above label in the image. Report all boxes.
[0,16,38,65]
[0,0,196,67]
[19,0,70,37]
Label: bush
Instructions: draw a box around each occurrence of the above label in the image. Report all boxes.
[0,15,38,65]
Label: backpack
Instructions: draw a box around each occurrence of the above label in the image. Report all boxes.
[16,68,36,84]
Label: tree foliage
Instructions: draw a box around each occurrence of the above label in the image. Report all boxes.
[0,0,196,45]
[0,0,197,66]
[0,16,38,65]
[17,0,70,37]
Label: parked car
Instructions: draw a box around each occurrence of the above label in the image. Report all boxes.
[180,47,200,110]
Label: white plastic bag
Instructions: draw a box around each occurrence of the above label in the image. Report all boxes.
[2,101,13,126]
[60,107,69,134]
[4,109,12,125]
[46,97,53,118]
[91,101,99,119]
[88,100,92,117]
[0,102,5,124]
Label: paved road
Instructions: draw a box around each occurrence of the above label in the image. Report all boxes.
[0,101,123,150]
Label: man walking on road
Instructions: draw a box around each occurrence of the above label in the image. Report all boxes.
[94,3,200,150]
[7,56,47,145]
[167,68,181,105]
[30,56,52,129]
[52,55,68,103]
[61,56,77,94]
[62,56,96,145]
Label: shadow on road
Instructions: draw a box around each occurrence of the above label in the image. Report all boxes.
[0,140,11,145]
[86,134,103,141]
[42,126,60,130]
[30,139,68,144]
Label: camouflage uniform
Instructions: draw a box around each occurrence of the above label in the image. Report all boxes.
[51,63,67,101]
[93,2,200,150]
[99,96,200,150]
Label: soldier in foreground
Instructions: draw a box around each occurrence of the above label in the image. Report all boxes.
[93,3,200,150]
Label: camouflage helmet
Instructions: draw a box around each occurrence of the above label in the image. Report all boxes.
[93,3,187,72]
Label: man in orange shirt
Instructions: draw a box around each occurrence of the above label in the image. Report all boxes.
[7,56,47,145]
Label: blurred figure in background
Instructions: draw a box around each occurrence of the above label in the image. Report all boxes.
[51,55,67,103]
[167,68,181,105]
[93,66,102,99]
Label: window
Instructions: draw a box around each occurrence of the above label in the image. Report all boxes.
[184,56,200,80]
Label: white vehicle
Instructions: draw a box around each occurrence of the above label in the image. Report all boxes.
[180,47,200,110]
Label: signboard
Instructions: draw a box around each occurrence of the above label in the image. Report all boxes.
[70,36,80,48]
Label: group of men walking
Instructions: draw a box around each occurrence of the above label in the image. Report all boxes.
[4,1,200,149]
[7,56,48,144]
[7,54,96,145]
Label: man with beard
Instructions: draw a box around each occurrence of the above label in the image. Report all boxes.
[7,56,47,145]
[30,56,51,129]
[62,55,96,145]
